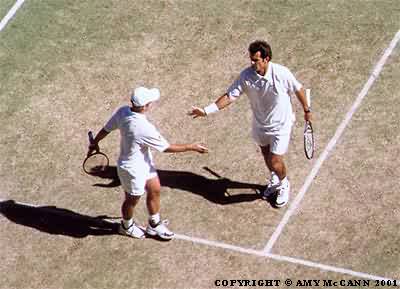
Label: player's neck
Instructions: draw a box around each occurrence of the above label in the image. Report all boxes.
[130,106,145,114]
[260,62,269,76]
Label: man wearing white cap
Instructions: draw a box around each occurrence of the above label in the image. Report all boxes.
[89,86,208,240]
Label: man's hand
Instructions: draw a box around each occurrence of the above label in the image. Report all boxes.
[190,143,208,153]
[87,143,99,156]
[304,111,312,122]
[188,106,206,118]
[86,128,110,156]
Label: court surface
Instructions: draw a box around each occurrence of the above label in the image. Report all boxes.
[1,1,399,288]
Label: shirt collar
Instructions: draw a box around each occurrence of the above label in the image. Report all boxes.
[130,108,147,119]
[255,62,273,83]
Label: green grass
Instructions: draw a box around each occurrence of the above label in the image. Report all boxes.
[273,46,400,278]
[1,1,400,288]
[0,0,16,22]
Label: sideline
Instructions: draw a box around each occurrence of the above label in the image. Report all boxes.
[0,0,25,32]
[263,30,400,253]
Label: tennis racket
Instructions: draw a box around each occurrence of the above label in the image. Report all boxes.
[304,89,315,159]
[83,131,109,175]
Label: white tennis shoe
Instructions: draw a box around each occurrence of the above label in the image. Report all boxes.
[275,179,290,208]
[118,221,145,239]
[146,220,174,240]
[262,172,280,199]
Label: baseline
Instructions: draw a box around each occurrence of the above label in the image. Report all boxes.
[0,199,398,283]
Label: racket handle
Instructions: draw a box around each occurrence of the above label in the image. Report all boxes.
[305,89,311,107]
[88,131,95,144]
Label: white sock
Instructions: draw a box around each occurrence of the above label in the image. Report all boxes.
[280,177,289,187]
[149,213,161,226]
[122,218,133,229]
[271,172,279,184]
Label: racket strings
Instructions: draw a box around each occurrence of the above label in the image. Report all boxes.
[304,122,314,159]
[305,134,313,150]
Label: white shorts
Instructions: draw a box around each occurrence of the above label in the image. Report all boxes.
[117,165,158,196]
[252,129,291,155]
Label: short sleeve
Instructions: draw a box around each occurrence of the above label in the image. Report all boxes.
[227,73,246,100]
[104,108,121,132]
[285,69,302,93]
[141,124,170,152]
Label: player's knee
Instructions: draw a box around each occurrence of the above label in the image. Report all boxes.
[124,194,140,205]
[145,177,161,197]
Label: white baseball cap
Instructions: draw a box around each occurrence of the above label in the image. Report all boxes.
[131,86,160,106]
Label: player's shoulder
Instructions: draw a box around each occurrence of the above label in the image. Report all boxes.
[240,66,254,77]
[114,105,131,115]
[271,62,292,75]
[238,66,258,82]
[271,62,297,82]
[109,106,133,122]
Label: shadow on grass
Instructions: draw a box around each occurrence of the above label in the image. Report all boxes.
[0,200,118,238]
[89,166,266,205]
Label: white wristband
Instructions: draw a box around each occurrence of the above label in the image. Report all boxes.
[204,103,219,115]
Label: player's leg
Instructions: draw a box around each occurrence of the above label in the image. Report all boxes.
[260,145,280,198]
[260,144,273,170]
[269,134,291,207]
[269,153,286,180]
[145,174,174,240]
[121,193,140,220]
[145,175,161,216]
[117,166,146,238]
[253,128,280,197]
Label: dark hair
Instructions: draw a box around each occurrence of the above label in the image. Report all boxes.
[248,40,272,60]
[130,100,145,111]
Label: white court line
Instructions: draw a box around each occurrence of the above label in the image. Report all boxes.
[174,233,265,257]
[1,200,398,282]
[267,253,399,282]
[0,2,398,280]
[0,0,25,32]
[263,29,400,254]
[174,234,398,282]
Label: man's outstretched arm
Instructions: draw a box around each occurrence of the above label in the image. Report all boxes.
[188,93,234,118]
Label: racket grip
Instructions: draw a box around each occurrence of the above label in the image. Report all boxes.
[88,131,95,144]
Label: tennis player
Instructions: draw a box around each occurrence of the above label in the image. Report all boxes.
[189,40,312,207]
[89,86,208,240]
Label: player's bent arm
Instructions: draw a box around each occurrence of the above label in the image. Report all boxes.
[93,128,110,145]
[164,143,208,153]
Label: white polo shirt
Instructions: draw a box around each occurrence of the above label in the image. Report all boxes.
[227,62,302,135]
[104,106,169,172]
